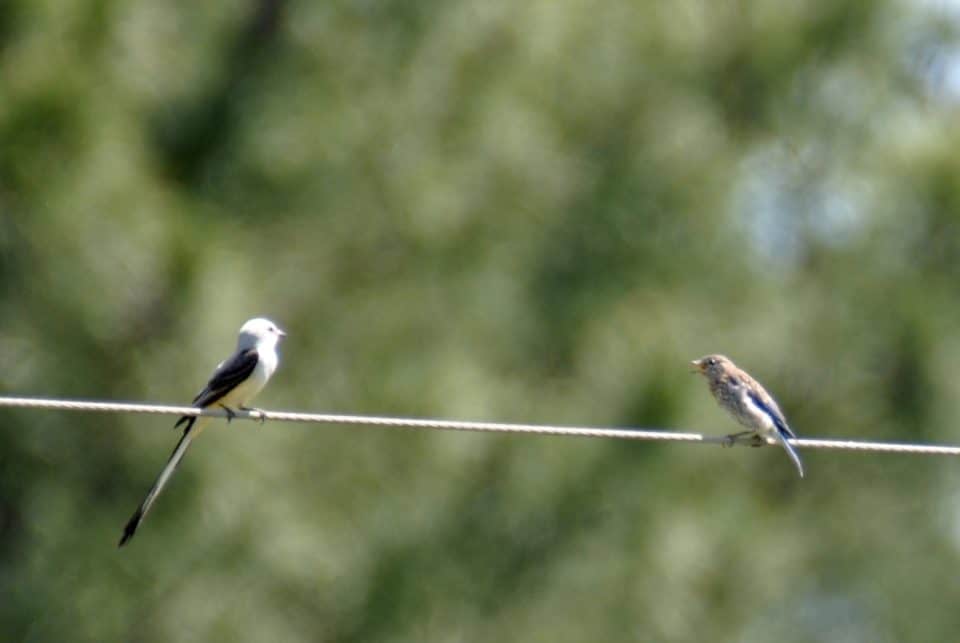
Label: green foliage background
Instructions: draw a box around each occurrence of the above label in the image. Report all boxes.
[3,1,960,640]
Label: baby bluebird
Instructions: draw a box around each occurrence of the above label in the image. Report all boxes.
[692,354,804,478]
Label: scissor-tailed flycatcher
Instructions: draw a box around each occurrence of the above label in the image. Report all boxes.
[118,317,286,547]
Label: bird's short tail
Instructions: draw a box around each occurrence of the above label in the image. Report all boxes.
[774,427,804,478]
[118,417,198,547]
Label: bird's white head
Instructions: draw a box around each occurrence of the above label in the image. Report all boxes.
[237,317,286,350]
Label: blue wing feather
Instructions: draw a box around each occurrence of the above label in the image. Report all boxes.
[746,389,804,477]
[746,389,796,439]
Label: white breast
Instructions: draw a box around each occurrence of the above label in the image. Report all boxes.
[219,348,278,410]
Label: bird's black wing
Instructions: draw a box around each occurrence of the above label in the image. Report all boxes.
[192,347,259,408]
[172,348,259,429]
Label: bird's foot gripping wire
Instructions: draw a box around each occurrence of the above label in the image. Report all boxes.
[240,406,267,424]
[220,405,237,423]
[722,431,765,448]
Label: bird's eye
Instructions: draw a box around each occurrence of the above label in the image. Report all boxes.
[707,358,716,366]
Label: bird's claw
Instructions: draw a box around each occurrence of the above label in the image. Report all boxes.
[220,405,237,422]
[240,406,267,424]
[722,431,764,448]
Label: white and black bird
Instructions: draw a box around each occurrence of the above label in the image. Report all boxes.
[118,317,286,547]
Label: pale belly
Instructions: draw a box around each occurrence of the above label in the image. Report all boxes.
[751,413,780,445]
[218,358,273,409]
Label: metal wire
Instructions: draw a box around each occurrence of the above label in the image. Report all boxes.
[0,395,958,455]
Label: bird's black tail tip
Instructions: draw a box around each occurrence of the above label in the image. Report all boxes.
[118,511,142,548]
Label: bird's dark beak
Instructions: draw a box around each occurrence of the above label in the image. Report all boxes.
[690,359,704,373]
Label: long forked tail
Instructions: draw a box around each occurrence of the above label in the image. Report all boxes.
[118,417,198,547]
[774,427,805,478]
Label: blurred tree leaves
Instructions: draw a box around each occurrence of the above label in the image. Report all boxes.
[2,0,960,641]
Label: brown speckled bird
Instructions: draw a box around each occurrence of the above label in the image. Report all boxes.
[692,354,804,478]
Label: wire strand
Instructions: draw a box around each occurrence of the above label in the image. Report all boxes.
[0,395,957,456]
